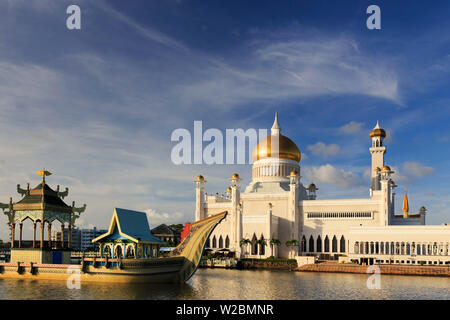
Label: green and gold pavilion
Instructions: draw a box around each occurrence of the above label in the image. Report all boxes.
[0,170,86,264]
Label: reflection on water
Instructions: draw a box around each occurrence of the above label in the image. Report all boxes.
[0,269,449,300]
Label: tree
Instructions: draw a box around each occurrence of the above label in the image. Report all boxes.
[240,238,251,254]
[269,238,281,257]
[256,239,267,259]
[285,239,299,259]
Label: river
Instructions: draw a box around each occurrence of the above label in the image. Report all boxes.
[0,269,448,300]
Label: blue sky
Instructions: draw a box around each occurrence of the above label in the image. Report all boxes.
[0,0,449,240]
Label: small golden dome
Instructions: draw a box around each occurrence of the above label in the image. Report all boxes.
[308,183,317,190]
[231,173,240,179]
[369,121,386,138]
[290,170,299,176]
[381,165,391,172]
[195,175,205,182]
[370,128,386,138]
[375,167,381,171]
[252,134,301,162]
[225,187,232,193]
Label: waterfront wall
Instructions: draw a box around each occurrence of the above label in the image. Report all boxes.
[297,263,450,277]
[239,259,297,270]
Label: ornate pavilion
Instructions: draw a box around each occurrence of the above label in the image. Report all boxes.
[92,208,164,259]
[0,170,86,264]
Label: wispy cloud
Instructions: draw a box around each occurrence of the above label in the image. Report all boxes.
[339,121,364,134]
[307,142,340,158]
[391,161,435,183]
[303,164,363,189]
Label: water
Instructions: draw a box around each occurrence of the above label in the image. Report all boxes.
[0,269,448,300]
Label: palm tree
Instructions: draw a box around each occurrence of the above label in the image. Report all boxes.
[269,238,281,257]
[256,239,267,259]
[240,238,251,255]
[285,239,299,259]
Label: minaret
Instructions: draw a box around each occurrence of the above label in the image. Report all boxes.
[288,170,300,247]
[194,175,206,221]
[230,173,241,252]
[369,121,387,190]
[379,165,394,226]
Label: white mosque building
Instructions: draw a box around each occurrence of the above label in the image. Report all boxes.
[195,114,450,265]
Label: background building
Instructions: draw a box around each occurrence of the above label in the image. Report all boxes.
[151,224,182,245]
[80,227,108,251]
[195,114,450,264]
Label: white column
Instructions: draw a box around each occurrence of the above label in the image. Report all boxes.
[195,177,206,221]
[266,203,272,258]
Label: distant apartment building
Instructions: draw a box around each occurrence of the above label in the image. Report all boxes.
[80,227,107,251]
[51,227,106,251]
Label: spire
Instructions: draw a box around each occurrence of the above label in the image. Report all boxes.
[36,169,52,185]
[374,120,380,129]
[271,112,281,135]
[402,187,409,218]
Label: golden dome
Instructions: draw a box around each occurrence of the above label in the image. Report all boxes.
[194,175,205,182]
[381,165,391,172]
[252,134,301,162]
[231,173,240,179]
[369,121,386,138]
[290,170,299,176]
[225,187,232,193]
[375,167,381,171]
[308,183,317,190]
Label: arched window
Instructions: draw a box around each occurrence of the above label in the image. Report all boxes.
[332,236,337,253]
[225,236,230,248]
[301,236,307,253]
[103,245,112,257]
[212,236,217,248]
[324,236,330,252]
[340,236,346,253]
[206,237,211,248]
[219,236,223,248]
[252,234,258,255]
[259,235,265,256]
[126,245,134,258]
[309,236,314,252]
[316,236,322,253]
[354,241,359,254]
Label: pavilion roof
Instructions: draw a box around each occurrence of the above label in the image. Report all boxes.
[13,183,72,213]
[92,208,164,244]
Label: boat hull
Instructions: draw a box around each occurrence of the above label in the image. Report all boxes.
[0,211,228,284]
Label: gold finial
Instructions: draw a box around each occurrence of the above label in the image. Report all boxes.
[36,169,52,184]
[402,187,409,218]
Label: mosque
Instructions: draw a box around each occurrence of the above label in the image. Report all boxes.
[195,114,450,265]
